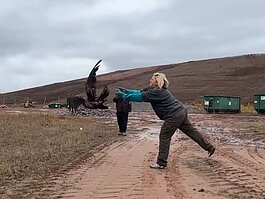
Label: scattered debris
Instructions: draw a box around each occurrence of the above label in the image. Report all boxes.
[63,106,115,118]
[0,104,8,109]
[24,100,35,108]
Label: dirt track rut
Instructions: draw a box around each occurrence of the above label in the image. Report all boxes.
[55,115,175,199]
[47,113,265,199]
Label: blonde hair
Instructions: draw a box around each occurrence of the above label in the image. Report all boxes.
[153,72,169,89]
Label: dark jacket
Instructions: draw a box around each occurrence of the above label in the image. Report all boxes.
[141,88,185,120]
[113,97,132,112]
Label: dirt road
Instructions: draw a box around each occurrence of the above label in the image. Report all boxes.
[51,112,265,199]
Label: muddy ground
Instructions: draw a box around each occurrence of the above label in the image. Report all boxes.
[34,110,265,199]
[2,108,265,199]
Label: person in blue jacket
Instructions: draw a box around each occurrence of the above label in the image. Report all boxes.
[115,72,215,169]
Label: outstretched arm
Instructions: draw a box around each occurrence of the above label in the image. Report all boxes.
[127,89,141,95]
[126,93,143,102]
[115,90,143,102]
[118,87,141,95]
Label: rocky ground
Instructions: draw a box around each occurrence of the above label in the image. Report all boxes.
[42,110,265,199]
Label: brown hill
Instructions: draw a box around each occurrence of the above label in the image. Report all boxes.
[1,54,265,106]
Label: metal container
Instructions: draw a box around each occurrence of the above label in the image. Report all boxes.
[48,103,62,109]
[254,94,265,114]
[204,95,241,113]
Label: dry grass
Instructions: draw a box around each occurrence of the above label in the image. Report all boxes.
[193,100,205,110]
[0,111,116,197]
[240,103,256,113]
[194,100,257,114]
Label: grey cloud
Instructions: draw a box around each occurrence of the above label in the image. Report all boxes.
[1,0,265,92]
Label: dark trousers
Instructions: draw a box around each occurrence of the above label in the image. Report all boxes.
[157,109,213,167]
[116,112,129,133]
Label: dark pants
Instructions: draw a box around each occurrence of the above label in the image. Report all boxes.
[116,112,129,133]
[157,109,213,167]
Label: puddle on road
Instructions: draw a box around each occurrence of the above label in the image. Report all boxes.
[103,112,265,148]
[190,113,265,148]
[133,125,161,141]
[131,112,265,148]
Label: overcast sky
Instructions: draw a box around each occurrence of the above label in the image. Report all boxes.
[1,0,265,93]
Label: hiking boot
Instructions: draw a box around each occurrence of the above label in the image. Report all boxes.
[117,132,123,136]
[150,163,166,169]
[208,146,215,157]
[122,132,127,136]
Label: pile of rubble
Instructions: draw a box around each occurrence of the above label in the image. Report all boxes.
[65,106,115,118]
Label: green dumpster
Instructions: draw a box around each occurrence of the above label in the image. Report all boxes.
[48,103,62,109]
[254,94,265,114]
[61,104,69,108]
[204,96,241,113]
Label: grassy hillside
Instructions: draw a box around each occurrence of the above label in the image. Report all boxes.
[1,54,265,106]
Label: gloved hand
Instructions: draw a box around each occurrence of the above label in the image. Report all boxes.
[114,90,128,99]
[118,87,128,93]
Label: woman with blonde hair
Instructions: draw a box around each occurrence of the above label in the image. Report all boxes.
[115,72,215,169]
